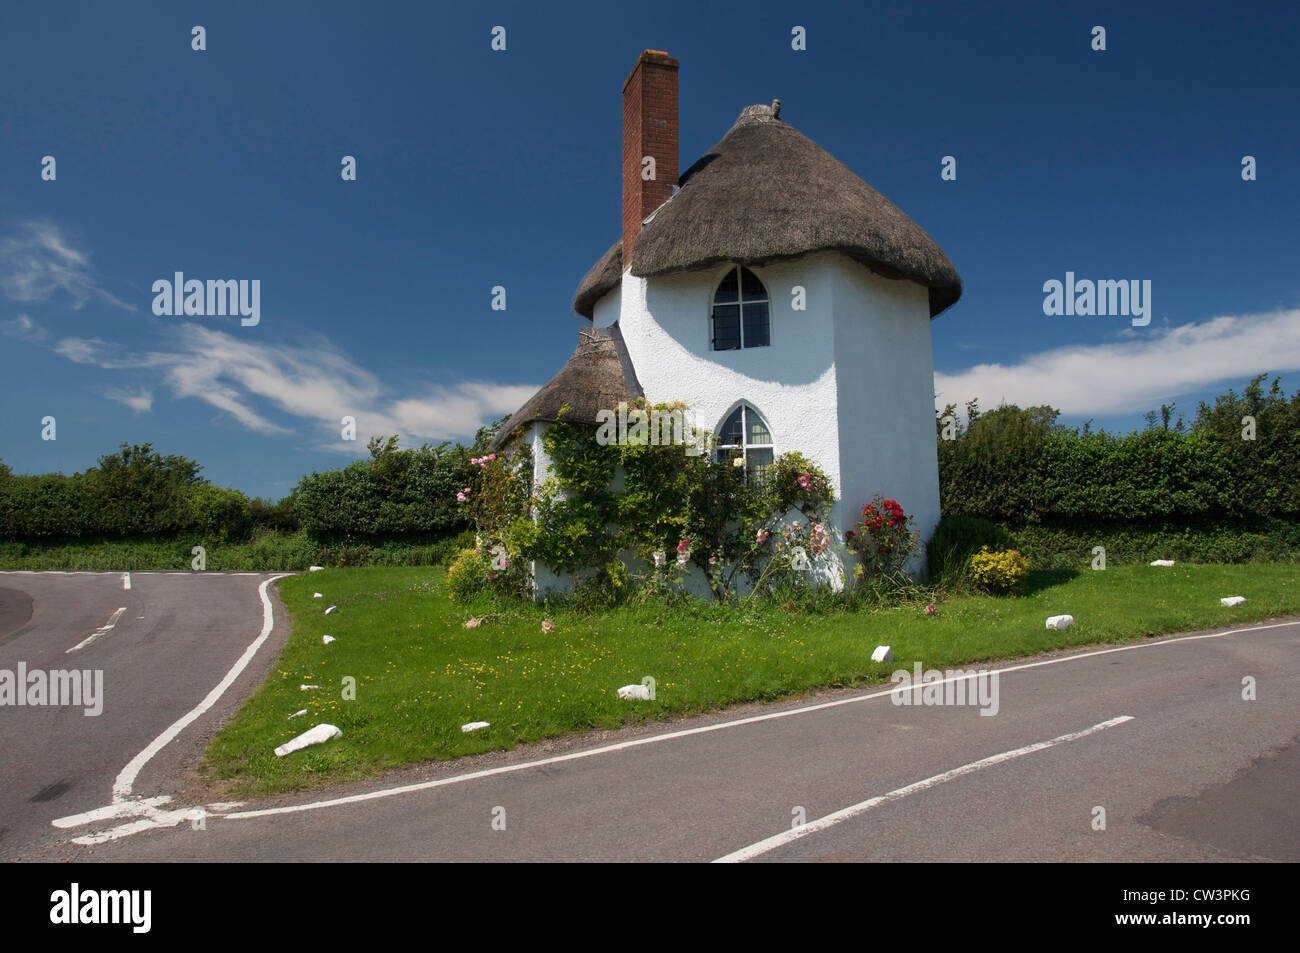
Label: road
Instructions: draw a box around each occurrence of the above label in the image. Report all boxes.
[3,571,1297,862]
[0,571,290,861]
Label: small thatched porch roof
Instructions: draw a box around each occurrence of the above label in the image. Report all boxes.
[487,325,643,453]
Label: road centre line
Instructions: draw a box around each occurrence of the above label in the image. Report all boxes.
[66,607,127,654]
[712,715,1134,862]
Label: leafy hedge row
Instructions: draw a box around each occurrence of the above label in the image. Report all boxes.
[293,438,475,536]
[0,444,257,540]
[1,435,479,544]
[938,375,1300,524]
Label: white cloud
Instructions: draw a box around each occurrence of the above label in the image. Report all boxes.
[105,387,154,412]
[0,220,132,310]
[936,308,1300,417]
[54,324,538,450]
[1,313,48,342]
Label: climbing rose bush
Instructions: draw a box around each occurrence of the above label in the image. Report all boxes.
[846,495,921,580]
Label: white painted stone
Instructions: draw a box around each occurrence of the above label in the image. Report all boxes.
[1220,596,1245,607]
[1045,614,1074,630]
[618,684,651,700]
[299,684,320,690]
[1149,560,1175,567]
[308,566,324,572]
[313,592,323,598]
[322,635,335,644]
[461,721,491,732]
[871,645,893,662]
[274,723,342,757]
[324,605,337,615]
[288,709,308,719]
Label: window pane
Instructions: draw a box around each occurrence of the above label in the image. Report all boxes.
[742,301,770,347]
[740,267,767,302]
[746,411,771,446]
[747,447,775,483]
[718,407,744,446]
[713,268,739,304]
[712,304,739,350]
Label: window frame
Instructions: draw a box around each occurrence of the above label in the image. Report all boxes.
[714,403,775,484]
[710,265,771,351]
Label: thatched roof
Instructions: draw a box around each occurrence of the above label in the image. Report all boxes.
[487,325,643,453]
[573,103,961,318]
[573,239,623,319]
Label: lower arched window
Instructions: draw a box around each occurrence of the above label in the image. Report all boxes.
[715,404,774,483]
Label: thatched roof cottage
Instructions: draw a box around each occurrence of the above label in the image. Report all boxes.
[493,50,960,593]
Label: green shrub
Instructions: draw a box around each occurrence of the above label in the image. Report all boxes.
[445,548,490,603]
[967,546,1029,594]
[927,515,1014,583]
[188,485,253,543]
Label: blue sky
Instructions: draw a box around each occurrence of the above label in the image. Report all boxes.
[2,0,1296,499]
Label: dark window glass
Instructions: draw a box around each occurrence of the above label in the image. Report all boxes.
[712,304,740,350]
[743,302,770,348]
[714,268,739,304]
[747,447,775,483]
[718,407,744,446]
[712,266,771,350]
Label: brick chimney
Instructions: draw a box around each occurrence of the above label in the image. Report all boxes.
[622,50,679,261]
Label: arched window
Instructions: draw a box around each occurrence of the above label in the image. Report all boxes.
[715,404,774,482]
[711,266,770,350]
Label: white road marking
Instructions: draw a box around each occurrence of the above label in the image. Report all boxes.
[52,796,174,828]
[122,572,131,590]
[53,613,1298,843]
[110,574,291,801]
[712,715,1135,863]
[213,618,1297,826]
[66,607,127,653]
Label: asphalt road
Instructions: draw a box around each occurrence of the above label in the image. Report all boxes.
[3,567,1293,863]
[0,571,291,861]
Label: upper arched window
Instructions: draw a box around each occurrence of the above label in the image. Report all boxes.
[711,266,770,351]
[715,403,774,482]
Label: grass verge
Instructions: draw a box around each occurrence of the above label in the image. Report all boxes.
[201,562,1299,798]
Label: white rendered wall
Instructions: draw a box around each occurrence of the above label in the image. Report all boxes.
[829,255,940,578]
[618,252,843,494]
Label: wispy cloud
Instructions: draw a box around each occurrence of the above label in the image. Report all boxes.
[1,313,48,343]
[0,220,133,310]
[936,308,1300,417]
[55,324,537,450]
[105,387,154,413]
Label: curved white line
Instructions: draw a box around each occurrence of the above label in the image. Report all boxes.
[111,574,292,801]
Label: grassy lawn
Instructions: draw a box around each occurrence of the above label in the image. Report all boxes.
[201,563,1300,798]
